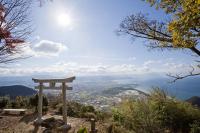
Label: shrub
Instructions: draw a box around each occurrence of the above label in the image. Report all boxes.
[80,112,96,120]
[112,108,124,124]
[57,101,108,120]
[77,127,88,133]
[8,96,29,108]
[42,106,48,114]
[112,88,200,133]
[48,93,63,109]
[10,101,18,108]
[16,96,29,107]
[81,105,95,113]
[95,110,111,121]
[0,96,10,108]
[190,121,200,133]
[29,94,48,112]
[58,101,82,117]
[107,123,130,133]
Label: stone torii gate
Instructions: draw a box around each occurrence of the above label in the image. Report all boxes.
[32,76,75,129]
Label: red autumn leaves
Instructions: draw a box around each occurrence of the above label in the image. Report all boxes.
[0,4,24,49]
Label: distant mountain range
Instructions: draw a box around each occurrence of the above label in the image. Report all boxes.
[0,75,199,99]
[0,85,36,98]
[0,84,199,109]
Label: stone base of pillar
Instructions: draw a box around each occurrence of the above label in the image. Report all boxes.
[57,123,71,132]
[90,129,98,133]
[33,118,44,126]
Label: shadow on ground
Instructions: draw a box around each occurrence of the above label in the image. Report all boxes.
[19,113,37,124]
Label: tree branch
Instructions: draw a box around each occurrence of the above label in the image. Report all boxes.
[190,47,200,56]
[167,66,200,83]
[118,13,200,57]
[0,0,32,65]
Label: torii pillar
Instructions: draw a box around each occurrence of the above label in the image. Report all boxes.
[62,82,68,125]
[38,82,43,123]
[32,76,75,128]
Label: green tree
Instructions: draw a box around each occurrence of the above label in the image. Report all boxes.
[118,0,200,81]
[112,88,200,132]
[0,96,9,108]
[29,94,48,112]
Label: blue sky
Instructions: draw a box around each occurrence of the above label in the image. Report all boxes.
[0,0,198,77]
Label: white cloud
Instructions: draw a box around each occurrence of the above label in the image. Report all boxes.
[0,59,196,77]
[71,56,136,62]
[33,40,67,56]
[0,62,144,76]
[143,60,161,66]
[28,40,67,57]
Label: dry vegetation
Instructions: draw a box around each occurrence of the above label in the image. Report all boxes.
[0,89,200,133]
[0,108,109,133]
[0,94,110,133]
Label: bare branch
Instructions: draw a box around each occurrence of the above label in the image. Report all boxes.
[167,66,200,83]
[0,0,33,65]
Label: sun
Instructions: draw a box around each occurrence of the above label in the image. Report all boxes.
[57,13,72,27]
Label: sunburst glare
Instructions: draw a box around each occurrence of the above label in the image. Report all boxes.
[57,12,72,27]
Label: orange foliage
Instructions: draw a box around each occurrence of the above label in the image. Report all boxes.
[0,4,24,49]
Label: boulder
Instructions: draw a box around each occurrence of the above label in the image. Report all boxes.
[41,117,65,132]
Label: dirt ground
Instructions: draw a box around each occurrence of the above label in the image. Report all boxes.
[0,111,108,133]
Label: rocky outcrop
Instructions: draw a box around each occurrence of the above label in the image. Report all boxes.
[41,117,65,133]
[186,96,200,107]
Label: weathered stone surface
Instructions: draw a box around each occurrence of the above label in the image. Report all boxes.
[41,117,56,128]
[43,129,52,133]
[41,117,66,132]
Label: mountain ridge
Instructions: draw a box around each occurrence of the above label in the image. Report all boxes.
[0,85,36,98]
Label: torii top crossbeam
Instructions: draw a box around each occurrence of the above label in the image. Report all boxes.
[32,76,75,83]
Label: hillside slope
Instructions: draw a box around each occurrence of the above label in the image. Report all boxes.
[186,96,200,107]
[0,85,36,98]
